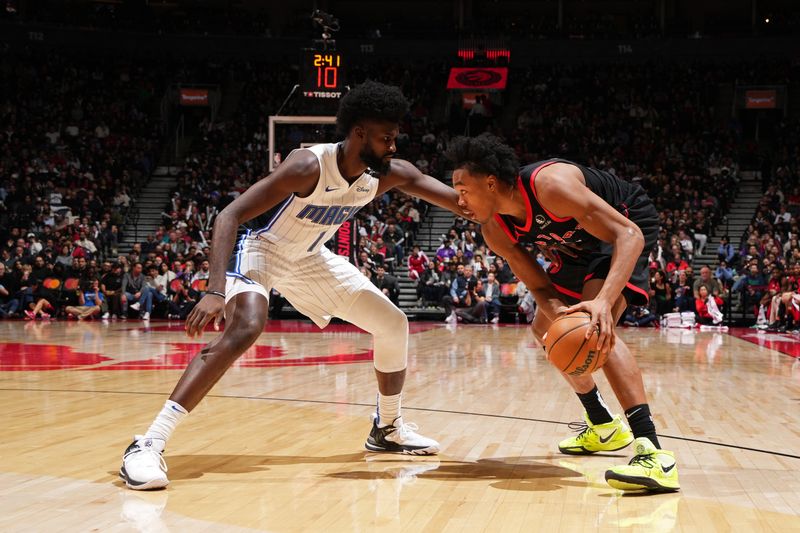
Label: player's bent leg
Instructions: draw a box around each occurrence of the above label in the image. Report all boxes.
[534,308,631,454]
[170,291,268,410]
[600,336,647,411]
[548,283,635,455]
[120,291,268,490]
[574,279,679,491]
[338,286,439,455]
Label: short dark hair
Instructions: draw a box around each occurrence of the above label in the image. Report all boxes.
[336,80,409,136]
[445,134,519,187]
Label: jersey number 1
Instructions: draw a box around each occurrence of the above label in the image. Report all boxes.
[307,231,327,252]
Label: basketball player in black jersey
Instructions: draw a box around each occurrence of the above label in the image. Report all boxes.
[447,134,679,493]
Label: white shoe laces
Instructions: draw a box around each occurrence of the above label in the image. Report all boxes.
[395,421,420,441]
[125,446,168,473]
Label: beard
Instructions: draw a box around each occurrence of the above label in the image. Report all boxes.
[359,145,392,176]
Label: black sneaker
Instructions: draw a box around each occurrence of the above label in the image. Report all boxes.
[365,414,440,455]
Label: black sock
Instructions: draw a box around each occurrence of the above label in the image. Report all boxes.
[625,404,661,449]
[577,386,613,425]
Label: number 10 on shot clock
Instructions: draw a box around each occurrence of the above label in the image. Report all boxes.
[301,50,345,98]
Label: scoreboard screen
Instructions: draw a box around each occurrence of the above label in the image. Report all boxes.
[301,50,345,99]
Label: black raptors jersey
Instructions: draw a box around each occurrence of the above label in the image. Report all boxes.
[494,159,649,253]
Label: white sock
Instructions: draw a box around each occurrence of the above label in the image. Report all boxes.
[377,393,401,427]
[143,400,188,446]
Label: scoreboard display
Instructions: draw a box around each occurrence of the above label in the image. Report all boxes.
[301,50,345,99]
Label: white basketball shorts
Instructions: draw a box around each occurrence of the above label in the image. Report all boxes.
[225,236,375,328]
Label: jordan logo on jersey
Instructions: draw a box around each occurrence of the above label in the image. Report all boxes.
[296,204,358,225]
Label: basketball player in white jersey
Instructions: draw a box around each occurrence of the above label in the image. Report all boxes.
[119,81,466,490]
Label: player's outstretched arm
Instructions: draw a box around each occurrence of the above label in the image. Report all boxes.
[184,150,320,337]
[482,218,566,322]
[380,159,469,218]
[534,163,645,353]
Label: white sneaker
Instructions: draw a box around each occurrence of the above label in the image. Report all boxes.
[366,415,440,455]
[130,302,141,311]
[490,316,500,324]
[119,435,169,490]
[101,312,110,319]
[141,312,150,321]
[444,311,457,324]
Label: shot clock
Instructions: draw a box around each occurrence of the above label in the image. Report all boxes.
[301,49,345,99]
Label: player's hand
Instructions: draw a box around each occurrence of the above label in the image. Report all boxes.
[185,293,225,338]
[565,298,615,355]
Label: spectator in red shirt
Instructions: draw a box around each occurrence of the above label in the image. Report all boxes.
[406,246,429,281]
[665,252,689,278]
[695,286,724,325]
[766,267,783,296]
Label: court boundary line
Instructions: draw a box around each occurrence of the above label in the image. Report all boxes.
[726,328,800,359]
[2,386,799,460]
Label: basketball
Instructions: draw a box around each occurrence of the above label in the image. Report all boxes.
[543,312,605,376]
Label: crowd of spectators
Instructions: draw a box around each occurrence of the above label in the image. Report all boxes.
[0,46,172,320]
[366,215,535,324]
[0,46,161,229]
[0,252,210,321]
[728,116,800,332]
[2,40,797,328]
[467,61,745,326]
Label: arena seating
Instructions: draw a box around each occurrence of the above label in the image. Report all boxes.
[2,41,795,325]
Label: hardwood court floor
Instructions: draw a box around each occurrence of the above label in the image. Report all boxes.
[1,319,799,532]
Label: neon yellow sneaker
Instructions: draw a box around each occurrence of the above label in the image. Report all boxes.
[558,412,634,455]
[605,437,680,492]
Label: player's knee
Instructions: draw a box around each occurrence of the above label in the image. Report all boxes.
[225,312,265,348]
[383,303,408,334]
[370,305,407,342]
[371,304,408,373]
[358,292,407,337]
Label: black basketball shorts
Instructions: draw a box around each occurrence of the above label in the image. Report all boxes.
[545,192,658,306]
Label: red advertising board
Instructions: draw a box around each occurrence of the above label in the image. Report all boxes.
[745,90,777,109]
[447,68,508,90]
[180,88,209,106]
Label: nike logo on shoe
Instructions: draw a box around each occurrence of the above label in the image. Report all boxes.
[325,186,340,192]
[662,462,676,473]
[598,429,617,443]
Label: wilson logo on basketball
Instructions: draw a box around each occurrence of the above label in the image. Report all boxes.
[569,350,596,376]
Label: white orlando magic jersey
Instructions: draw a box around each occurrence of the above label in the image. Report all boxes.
[234,143,379,259]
